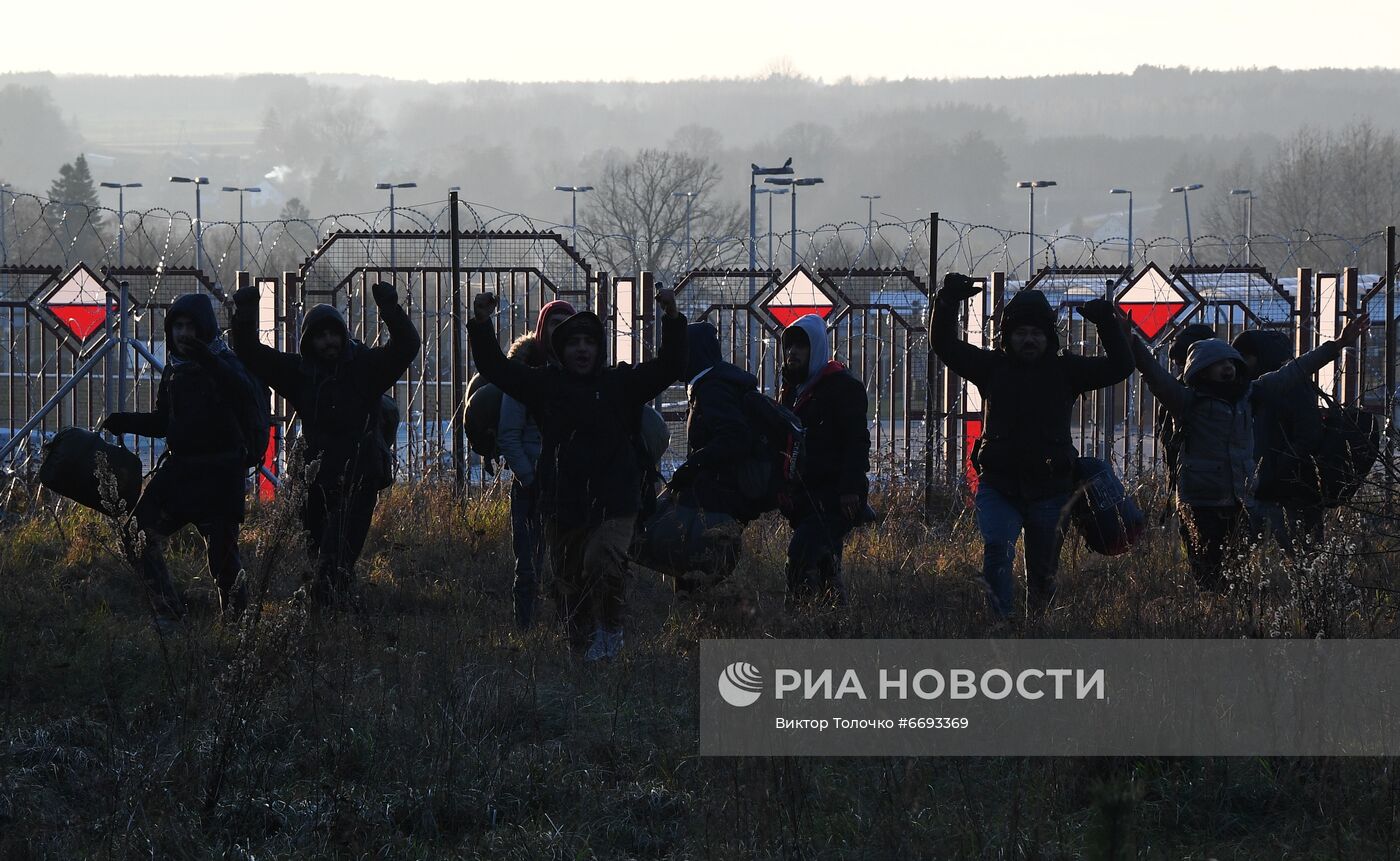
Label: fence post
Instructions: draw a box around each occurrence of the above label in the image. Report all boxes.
[924,213,938,519]
[449,189,465,495]
[1386,226,1397,508]
[1294,267,1314,363]
[1342,267,1360,404]
[117,279,130,411]
[639,271,655,360]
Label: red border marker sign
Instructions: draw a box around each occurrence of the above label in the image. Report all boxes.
[761,266,838,328]
[1114,262,1200,344]
[39,263,120,347]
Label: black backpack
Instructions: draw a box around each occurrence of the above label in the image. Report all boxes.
[226,356,273,471]
[1311,402,1380,506]
[372,394,400,488]
[737,389,807,505]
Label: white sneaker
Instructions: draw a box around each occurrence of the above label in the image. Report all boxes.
[583,627,624,662]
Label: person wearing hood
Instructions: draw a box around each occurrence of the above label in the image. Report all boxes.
[230,280,420,605]
[1231,328,1327,555]
[1157,324,1218,484]
[468,287,686,661]
[778,313,870,607]
[101,293,263,626]
[1132,314,1367,590]
[497,299,575,629]
[932,274,1132,619]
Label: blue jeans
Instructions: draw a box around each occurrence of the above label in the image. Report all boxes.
[975,484,1071,618]
[511,479,544,628]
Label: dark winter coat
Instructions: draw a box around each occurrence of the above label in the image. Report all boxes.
[1232,328,1325,504]
[1133,336,1342,507]
[231,294,420,491]
[103,293,258,523]
[779,315,870,514]
[683,321,762,517]
[932,290,1133,500]
[467,310,687,531]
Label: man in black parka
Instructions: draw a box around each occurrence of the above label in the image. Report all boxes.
[778,313,871,607]
[670,321,764,521]
[1231,328,1327,554]
[468,287,686,661]
[101,293,261,625]
[933,275,1132,619]
[230,281,420,604]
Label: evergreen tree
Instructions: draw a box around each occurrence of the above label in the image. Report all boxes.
[45,154,108,265]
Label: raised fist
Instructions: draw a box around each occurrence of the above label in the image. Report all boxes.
[473,292,499,322]
[233,284,261,307]
[938,272,981,304]
[655,287,679,319]
[1079,298,1117,326]
[371,281,399,307]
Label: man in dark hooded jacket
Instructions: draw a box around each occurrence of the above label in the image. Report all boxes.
[101,293,262,625]
[1231,328,1326,554]
[468,287,686,662]
[932,275,1132,619]
[1157,324,1218,482]
[670,321,764,520]
[230,281,420,604]
[778,313,870,607]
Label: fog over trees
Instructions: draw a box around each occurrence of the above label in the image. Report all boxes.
[2,66,1400,272]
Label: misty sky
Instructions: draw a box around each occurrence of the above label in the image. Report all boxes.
[9,0,1398,82]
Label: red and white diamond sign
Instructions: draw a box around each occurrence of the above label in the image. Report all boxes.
[761,266,838,328]
[41,263,116,343]
[1114,263,1200,344]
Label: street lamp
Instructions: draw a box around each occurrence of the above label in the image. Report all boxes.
[553,184,593,289]
[169,176,210,274]
[750,159,794,289]
[220,185,261,272]
[375,181,417,269]
[764,176,824,269]
[1170,183,1204,267]
[1230,188,1256,266]
[671,191,699,277]
[860,194,881,264]
[755,187,788,271]
[1109,188,1133,271]
[1016,180,1057,278]
[100,182,142,268]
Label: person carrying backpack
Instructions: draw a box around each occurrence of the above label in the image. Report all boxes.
[468,287,686,662]
[1157,324,1218,485]
[1231,328,1327,555]
[778,314,871,608]
[230,281,420,606]
[932,275,1133,620]
[498,299,575,629]
[100,293,262,627]
[1132,313,1367,592]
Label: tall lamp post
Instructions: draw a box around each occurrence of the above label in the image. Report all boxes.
[375,181,417,269]
[221,185,261,272]
[671,190,698,276]
[169,176,210,274]
[860,194,881,264]
[1016,180,1056,279]
[553,184,593,289]
[1230,188,1256,266]
[1171,183,1204,267]
[764,176,824,270]
[100,182,142,268]
[755,187,788,271]
[1109,187,1134,272]
[750,159,794,289]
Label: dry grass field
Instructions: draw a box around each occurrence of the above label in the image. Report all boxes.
[2,474,1399,859]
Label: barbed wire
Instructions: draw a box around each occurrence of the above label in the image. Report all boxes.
[1,188,1393,309]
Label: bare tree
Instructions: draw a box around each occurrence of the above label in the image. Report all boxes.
[580,148,746,282]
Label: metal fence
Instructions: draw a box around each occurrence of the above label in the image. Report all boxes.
[2,190,1398,512]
